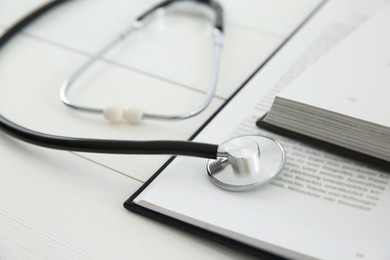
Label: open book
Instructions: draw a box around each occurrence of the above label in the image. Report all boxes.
[258,4,390,165]
[125,1,390,259]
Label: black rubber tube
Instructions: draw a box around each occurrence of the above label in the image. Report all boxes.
[136,0,223,32]
[0,0,219,159]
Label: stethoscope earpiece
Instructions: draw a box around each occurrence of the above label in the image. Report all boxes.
[103,106,144,124]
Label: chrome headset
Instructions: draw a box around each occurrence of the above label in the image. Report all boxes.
[59,0,224,124]
[0,0,285,191]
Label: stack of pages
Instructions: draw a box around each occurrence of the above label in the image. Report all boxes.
[260,4,390,163]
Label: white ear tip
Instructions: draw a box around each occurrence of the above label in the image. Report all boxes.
[124,107,144,124]
[103,106,124,123]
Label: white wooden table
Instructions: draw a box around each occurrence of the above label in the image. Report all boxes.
[0,1,318,258]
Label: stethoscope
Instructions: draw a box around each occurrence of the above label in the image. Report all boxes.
[60,0,224,124]
[0,0,286,191]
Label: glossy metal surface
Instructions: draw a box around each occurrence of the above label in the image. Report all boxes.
[207,135,285,191]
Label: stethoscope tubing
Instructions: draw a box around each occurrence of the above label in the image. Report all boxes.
[0,0,219,159]
[137,0,223,32]
[0,115,218,158]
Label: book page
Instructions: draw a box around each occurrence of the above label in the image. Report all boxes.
[134,0,390,259]
[277,4,390,128]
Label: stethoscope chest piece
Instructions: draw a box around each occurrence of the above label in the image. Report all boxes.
[207,135,285,191]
